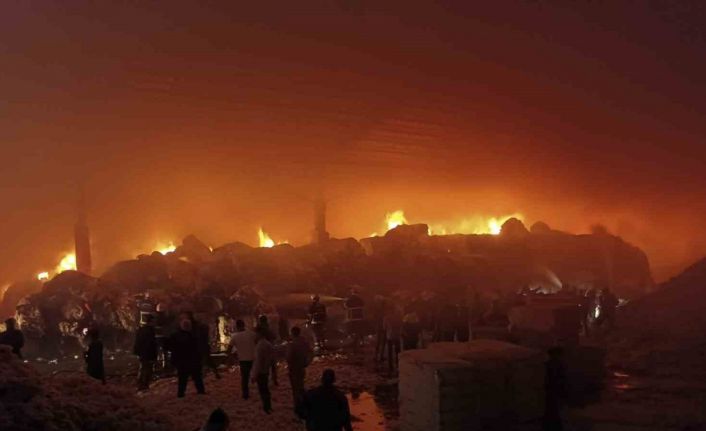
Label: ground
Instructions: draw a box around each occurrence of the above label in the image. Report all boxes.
[134,352,398,431]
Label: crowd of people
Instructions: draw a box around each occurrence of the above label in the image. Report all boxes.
[0,284,622,431]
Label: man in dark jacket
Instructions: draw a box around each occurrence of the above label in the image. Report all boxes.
[0,318,24,358]
[185,312,221,380]
[302,369,353,431]
[286,326,313,413]
[166,318,205,398]
[134,314,159,390]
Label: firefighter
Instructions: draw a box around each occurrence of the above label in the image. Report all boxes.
[344,289,365,352]
[308,295,328,350]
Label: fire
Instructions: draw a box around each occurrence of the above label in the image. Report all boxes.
[56,253,77,273]
[258,228,276,248]
[156,242,177,255]
[385,210,408,230]
[379,211,524,237]
[37,272,49,281]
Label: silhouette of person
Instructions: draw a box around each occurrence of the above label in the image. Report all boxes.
[84,327,105,384]
[544,347,567,431]
[197,407,230,431]
[302,369,353,431]
[0,318,24,358]
[185,312,221,380]
[134,314,158,391]
[383,308,403,373]
[166,318,205,398]
[255,314,278,386]
[252,326,275,413]
[308,295,328,349]
[286,326,313,415]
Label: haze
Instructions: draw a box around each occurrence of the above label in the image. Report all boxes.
[2,1,705,283]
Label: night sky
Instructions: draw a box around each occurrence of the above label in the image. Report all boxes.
[1,1,705,282]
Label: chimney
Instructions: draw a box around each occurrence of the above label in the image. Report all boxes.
[74,184,92,275]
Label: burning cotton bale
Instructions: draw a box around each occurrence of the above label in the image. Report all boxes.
[399,340,546,431]
[0,280,43,318]
[177,234,213,263]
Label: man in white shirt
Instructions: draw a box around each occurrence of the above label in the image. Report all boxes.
[251,326,275,414]
[229,319,256,399]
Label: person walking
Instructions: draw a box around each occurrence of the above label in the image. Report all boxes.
[134,314,159,391]
[166,318,205,398]
[286,326,313,414]
[302,369,353,431]
[252,326,275,413]
[84,327,106,384]
[229,319,256,399]
[0,318,24,358]
[256,314,279,386]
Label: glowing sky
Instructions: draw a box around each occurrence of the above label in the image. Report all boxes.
[1,1,705,282]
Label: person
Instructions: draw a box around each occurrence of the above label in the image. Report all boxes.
[197,407,230,431]
[134,314,159,391]
[186,312,221,380]
[308,295,327,350]
[252,326,275,413]
[286,326,313,414]
[229,319,256,399]
[255,314,278,386]
[373,299,388,363]
[579,289,593,336]
[344,289,365,352]
[543,347,567,431]
[84,328,106,384]
[166,318,205,398]
[599,288,619,330]
[383,307,403,373]
[401,309,421,350]
[0,318,24,358]
[302,369,353,431]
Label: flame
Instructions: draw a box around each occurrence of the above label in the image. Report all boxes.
[385,210,408,231]
[429,213,524,236]
[377,211,524,237]
[37,272,49,281]
[156,242,177,255]
[258,228,276,248]
[56,253,77,273]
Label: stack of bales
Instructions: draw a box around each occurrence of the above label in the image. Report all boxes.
[399,340,546,431]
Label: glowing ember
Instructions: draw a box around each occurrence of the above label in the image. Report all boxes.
[56,253,77,273]
[37,272,49,281]
[385,210,408,230]
[258,228,276,248]
[156,242,177,255]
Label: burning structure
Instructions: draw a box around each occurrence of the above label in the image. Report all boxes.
[3,215,652,358]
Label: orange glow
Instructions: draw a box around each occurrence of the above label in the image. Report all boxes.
[56,253,77,273]
[155,242,177,255]
[429,213,524,236]
[385,210,408,231]
[375,210,523,237]
[258,228,287,248]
